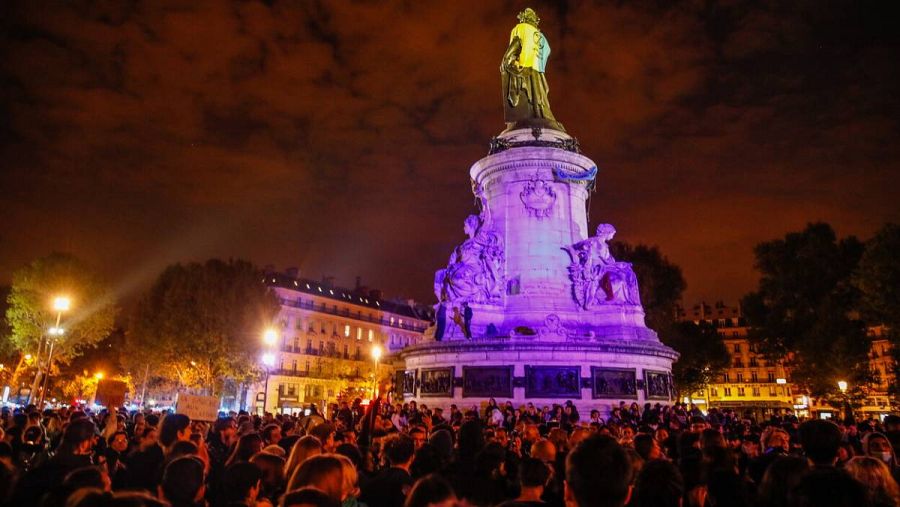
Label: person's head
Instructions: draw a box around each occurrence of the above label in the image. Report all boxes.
[409,427,427,450]
[222,461,263,504]
[758,456,809,507]
[621,425,635,440]
[64,465,111,492]
[108,430,129,453]
[334,453,359,501]
[159,414,191,448]
[214,416,238,444]
[631,459,683,507]
[281,487,341,507]
[384,434,416,468]
[160,456,206,506]
[530,438,557,464]
[61,418,96,456]
[286,435,323,479]
[251,451,286,489]
[565,434,632,507]
[788,467,868,507]
[404,473,457,507]
[844,456,900,507]
[310,423,336,452]
[287,454,344,501]
[633,433,661,461]
[261,423,283,445]
[519,457,551,491]
[762,426,790,452]
[66,489,168,507]
[798,419,842,466]
[227,432,264,465]
[689,416,708,433]
[862,432,896,465]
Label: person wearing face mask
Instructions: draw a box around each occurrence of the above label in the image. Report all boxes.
[862,432,900,483]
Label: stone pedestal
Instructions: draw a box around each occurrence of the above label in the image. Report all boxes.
[398,128,678,416]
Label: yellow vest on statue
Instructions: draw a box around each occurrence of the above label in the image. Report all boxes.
[509,22,550,73]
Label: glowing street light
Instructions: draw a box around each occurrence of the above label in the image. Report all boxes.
[262,353,276,366]
[48,327,65,336]
[263,328,278,347]
[94,372,104,380]
[838,380,848,393]
[53,296,71,312]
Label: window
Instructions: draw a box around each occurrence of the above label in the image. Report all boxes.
[368,329,374,341]
[288,384,296,396]
[738,387,745,396]
[306,339,312,352]
[723,373,730,382]
[344,324,350,337]
[319,340,324,352]
[769,387,777,396]
[767,372,775,382]
[752,387,760,397]
[305,360,310,371]
[710,387,718,397]
[736,373,744,382]
[751,372,758,382]
[749,357,758,367]
[733,344,741,353]
[293,337,300,350]
[357,327,362,340]
[295,319,303,330]
[343,344,349,357]
[291,360,297,371]
[724,387,732,396]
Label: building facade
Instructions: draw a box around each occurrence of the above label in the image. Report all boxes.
[252,272,431,415]
[678,302,796,418]
[681,302,896,420]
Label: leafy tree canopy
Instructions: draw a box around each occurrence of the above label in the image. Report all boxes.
[741,223,869,397]
[5,253,118,365]
[855,223,900,331]
[612,241,728,395]
[126,259,281,396]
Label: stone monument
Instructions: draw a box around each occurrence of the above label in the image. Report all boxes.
[397,8,678,414]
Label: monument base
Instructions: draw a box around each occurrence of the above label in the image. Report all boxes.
[397,335,678,417]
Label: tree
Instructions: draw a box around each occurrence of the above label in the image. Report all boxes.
[4,253,118,384]
[612,242,729,395]
[854,223,900,401]
[126,259,281,397]
[741,223,870,399]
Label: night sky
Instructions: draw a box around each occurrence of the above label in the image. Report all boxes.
[2,1,898,306]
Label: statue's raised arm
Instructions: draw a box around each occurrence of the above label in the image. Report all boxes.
[501,8,564,132]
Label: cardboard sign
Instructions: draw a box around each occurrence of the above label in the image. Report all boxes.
[176,394,220,421]
[95,380,128,408]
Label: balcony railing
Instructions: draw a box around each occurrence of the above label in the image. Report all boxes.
[279,298,428,332]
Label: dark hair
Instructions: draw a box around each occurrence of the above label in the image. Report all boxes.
[281,487,340,507]
[789,467,868,507]
[262,423,281,443]
[66,489,168,507]
[222,462,263,502]
[384,434,416,466]
[161,456,205,505]
[227,432,263,466]
[632,459,683,507]
[61,419,96,453]
[566,434,632,507]
[519,457,551,488]
[63,465,107,490]
[706,469,753,507]
[633,434,656,461]
[168,440,199,462]
[758,456,809,507]
[798,420,842,466]
[404,474,456,507]
[214,416,236,434]
[309,422,335,443]
[335,443,363,470]
[159,414,191,448]
[108,430,128,445]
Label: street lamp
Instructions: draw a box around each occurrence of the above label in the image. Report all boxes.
[837,380,850,422]
[36,295,71,407]
[371,344,383,399]
[263,328,278,347]
[261,352,275,415]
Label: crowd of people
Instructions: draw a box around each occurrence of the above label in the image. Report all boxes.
[2,397,900,507]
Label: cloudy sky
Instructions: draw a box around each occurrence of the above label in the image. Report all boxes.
[1,0,898,306]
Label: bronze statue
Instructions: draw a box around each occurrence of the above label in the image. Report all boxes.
[501,8,564,132]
